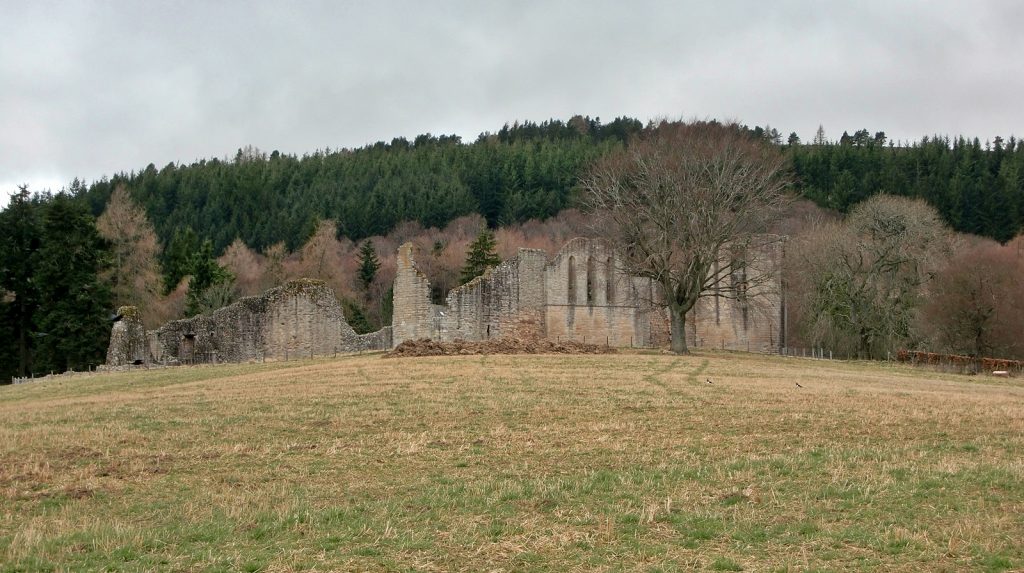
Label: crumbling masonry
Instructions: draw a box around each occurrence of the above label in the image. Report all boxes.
[392,237,785,351]
[106,238,783,367]
[106,279,391,367]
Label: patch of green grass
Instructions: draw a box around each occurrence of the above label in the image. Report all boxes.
[1,351,1022,571]
[711,556,744,571]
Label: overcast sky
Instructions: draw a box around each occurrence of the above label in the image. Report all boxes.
[2,0,1022,208]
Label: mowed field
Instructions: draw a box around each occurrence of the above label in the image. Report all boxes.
[1,352,1022,572]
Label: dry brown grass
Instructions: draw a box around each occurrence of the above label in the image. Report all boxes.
[1,352,1022,572]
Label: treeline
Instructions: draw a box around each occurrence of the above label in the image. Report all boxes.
[786,194,1024,360]
[3,116,1024,379]
[68,119,1023,267]
[75,116,644,259]
[792,132,1024,242]
[0,174,597,380]
[0,189,113,379]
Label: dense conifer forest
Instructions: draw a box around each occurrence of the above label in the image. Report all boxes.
[69,118,1023,254]
[3,116,1023,379]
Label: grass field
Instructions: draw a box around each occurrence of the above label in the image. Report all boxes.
[1,351,1022,572]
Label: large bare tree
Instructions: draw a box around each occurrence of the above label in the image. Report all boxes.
[582,121,791,354]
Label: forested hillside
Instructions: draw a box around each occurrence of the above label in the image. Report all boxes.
[75,117,643,254]
[3,116,1024,379]
[792,132,1024,242]
[70,118,1024,257]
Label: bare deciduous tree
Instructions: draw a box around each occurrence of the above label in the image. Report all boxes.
[219,238,264,298]
[582,121,791,354]
[920,240,1024,359]
[96,185,167,328]
[790,194,952,358]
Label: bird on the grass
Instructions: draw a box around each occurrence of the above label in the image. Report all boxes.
[706,378,713,385]
[795,382,803,388]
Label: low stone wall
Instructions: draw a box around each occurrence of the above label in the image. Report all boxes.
[106,279,391,367]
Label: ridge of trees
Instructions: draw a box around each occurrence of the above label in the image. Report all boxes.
[3,116,1024,378]
[61,120,1022,273]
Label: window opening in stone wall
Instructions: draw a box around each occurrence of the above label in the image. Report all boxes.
[568,256,576,304]
[714,259,721,325]
[730,259,749,330]
[605,257,614,304]
[182,333,195,361]
[586,256,595,305]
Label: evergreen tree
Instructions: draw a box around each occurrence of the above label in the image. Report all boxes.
[341,298,373,334]
[0,186,43,378]
[356,239,380,291]
[184,240,234,316]
[31,194,113,373]
[163,227,200,293]
[813,124,827,145]
[460,229,502,284]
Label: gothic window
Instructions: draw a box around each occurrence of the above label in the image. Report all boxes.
[567,256,576,304]
[586,257,595,305]
[605,257,615,304]
[730,259,749,330]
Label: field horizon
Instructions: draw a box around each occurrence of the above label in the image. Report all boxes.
[2,351,1022,572]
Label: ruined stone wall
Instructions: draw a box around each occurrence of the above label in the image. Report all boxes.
[105,306,148,366]
[689,237,785,353]
[441,248,548,341]
[393,244,548,345]
[543,238,655,347]
[108,279,391,367]
[392,243,438,345]
[388,236,784,352]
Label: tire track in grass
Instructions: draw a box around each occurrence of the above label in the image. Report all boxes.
[686,359,710,385]
[644,358,687,390]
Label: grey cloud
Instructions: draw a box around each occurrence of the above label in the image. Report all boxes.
[1,0,1021,207]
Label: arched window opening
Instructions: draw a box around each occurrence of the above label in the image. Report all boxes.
[730,258,749,330]
[567,256,577,304]
[605,257,615,304]
[586,257,595,305]
[714,259,721,325]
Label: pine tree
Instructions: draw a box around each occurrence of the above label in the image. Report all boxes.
[31,194,113,373]
[357,239,380,291]
[460,229,501,284]
[0,186,43,377]
[342,298,373,334]
[163,227,200,293]
[813,124,827,146]
[184,240,234,316]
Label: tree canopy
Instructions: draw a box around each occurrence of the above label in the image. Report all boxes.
[583,121,791,354]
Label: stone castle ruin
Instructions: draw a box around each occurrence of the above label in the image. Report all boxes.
[106,279,391,367]
[106,237,784,367]
[392,237,785,352]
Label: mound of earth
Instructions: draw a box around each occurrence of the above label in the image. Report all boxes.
[385,337,617,358]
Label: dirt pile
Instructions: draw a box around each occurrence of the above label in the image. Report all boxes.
[385,337,617,358]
